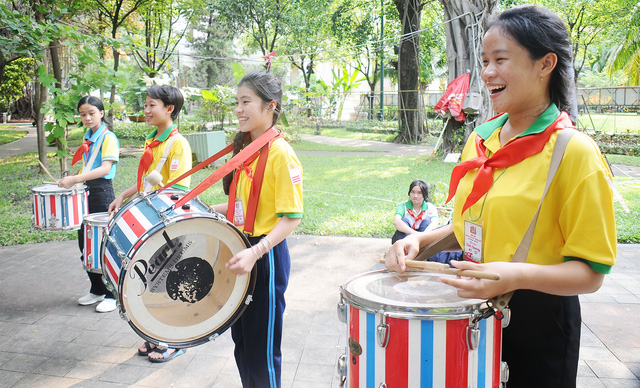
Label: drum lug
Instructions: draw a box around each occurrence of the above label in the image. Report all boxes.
[336,353,347,384]
[376,315,390,348]
[501,361,510,383]
[501,308,511,328]
[337,297,347,324]
[119,308,129,322]
[466,326,480,351]
[208,333,219,342]
[244,294,253,305]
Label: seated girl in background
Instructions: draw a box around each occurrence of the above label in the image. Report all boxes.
[392,179,439,244]
[392,179,463,264]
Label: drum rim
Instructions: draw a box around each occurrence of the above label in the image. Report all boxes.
[340,269,486,319]
[31,183,87,194]
[83,212,110,224]
[100,193,256,348]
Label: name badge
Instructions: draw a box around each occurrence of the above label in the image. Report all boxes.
[464,221,483,263]
[233,199,244,226]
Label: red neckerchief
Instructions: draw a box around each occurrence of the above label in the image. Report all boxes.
[406,207,425,229]
[136,128,178,192]
[447,112,573,214]
[226,128,284,235]
[71,126,108,166]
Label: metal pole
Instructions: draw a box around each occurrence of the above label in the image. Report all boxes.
[379,0,384,121]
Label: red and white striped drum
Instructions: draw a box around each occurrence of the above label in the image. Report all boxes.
[100,190,255,348]
[83,212,109,273]
[337,270,508,388]
[31,183,88,231]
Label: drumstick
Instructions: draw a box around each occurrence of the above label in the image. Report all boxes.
[42,181,58,184]
[379,258,501,280]
[38,160,57,182]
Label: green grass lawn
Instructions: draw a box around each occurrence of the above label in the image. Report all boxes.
[577,112,640,134]
[0,130,27,146]
[1,125,639,245]
[1,145,638,246]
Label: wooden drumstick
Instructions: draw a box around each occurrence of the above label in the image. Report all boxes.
[38,160,57,182]
[379,258,501,281]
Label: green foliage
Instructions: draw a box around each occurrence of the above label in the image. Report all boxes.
[608,1,640,85]
[0,58,35,112]
[332,65,366,121]
[199,86,235,130]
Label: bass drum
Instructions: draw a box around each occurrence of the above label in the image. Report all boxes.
[100,190,255,348]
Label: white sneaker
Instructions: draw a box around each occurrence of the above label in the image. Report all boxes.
[78,293,105,306]
[95,298,117,313]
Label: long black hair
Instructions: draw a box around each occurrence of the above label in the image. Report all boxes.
[77,95,112,130]
[223,71,283,195]
[487,5,577,122]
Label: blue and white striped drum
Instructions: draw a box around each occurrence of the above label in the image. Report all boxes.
[100,190,255,348]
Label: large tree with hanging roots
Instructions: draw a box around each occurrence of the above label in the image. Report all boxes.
[438,0,497,153]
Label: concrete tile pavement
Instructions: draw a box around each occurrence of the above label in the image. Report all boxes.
[0,236,639,387]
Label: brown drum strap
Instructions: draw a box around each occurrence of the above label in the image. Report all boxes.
[413,230,460,262]
[487,128,576,313]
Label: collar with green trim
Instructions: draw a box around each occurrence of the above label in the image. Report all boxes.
[475,104,560,140]
[146,123,177,141]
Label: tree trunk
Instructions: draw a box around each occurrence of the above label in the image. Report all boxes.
[439,0,497,153]
[109,44,120,121]
[35,80,48,171]
[49,38,68,174]
[394,0,425,144]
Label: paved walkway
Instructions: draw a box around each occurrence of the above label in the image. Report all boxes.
[0,128,639,387]
[0,238,639,387]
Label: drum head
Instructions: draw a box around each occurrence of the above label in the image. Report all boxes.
[120,216,253,348]
[83,212,109,226]
[342,270,485,318]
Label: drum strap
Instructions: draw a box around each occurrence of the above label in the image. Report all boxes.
[166,127,282,209]
[77,126,108,174]
[137,128,179,192]
[226,132,284,234]
[488,128,576,313]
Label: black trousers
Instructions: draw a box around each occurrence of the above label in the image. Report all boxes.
[76,178,115,298]
[503,290,581,387]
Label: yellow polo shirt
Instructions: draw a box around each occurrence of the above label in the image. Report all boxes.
[235,137,303,236]
[143,126,192,191]
[452,105,616,273]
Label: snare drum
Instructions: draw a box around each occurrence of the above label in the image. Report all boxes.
[31,183,88,231]
[101,190,255,348]
[83,212,109,273]
[337,270,508,388]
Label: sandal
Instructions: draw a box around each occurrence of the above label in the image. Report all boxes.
[148,347,185,363]
[137,341,157,356]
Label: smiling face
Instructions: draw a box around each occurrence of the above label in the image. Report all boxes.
[144,96,174,129]
[78,103,104,132]
[481,27,550,117]
[234,85,275,140]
